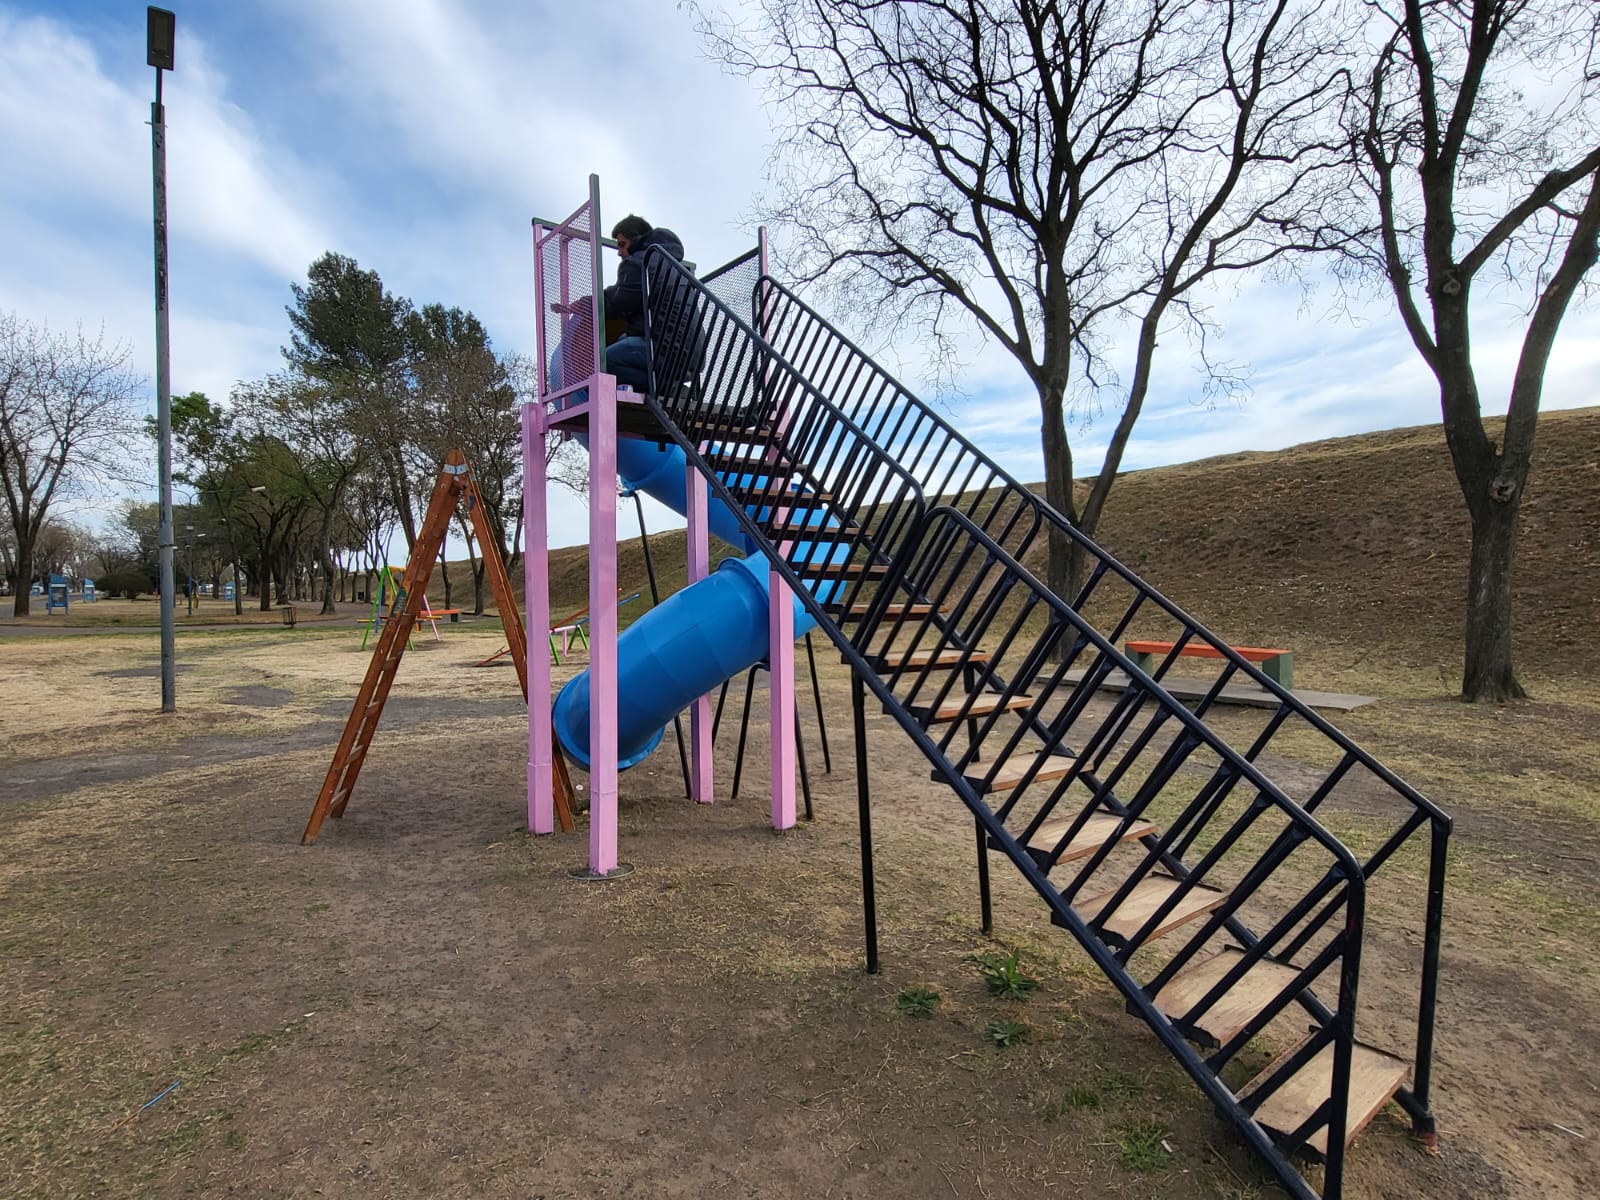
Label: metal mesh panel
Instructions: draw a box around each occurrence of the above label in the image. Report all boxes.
[702,247,763,328]
[535,199,599,406]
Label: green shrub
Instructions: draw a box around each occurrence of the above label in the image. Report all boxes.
[968,947,1039,999]
[896,986,941,1018]
[97,570,154,600]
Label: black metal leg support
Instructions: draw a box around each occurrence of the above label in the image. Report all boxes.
[730,664,760,801]
[805,632,832,773]
[795,709,814,821]
[976,819,993,935]
[852,671,880,974]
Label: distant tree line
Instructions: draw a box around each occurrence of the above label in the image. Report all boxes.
[169,252,583,618]
[2,253,582,618]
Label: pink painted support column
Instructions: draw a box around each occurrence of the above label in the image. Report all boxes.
[588,373,620,873]
[769,564,797,830]
[759,228,797,830]
[524,400,554,834]
[685,459,714,801]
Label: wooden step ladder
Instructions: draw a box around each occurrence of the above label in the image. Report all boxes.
[301,450,575,844]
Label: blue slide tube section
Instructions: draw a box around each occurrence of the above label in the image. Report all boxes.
[552,437,841,770]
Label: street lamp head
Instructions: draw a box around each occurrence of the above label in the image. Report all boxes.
[250,485,267,494]
[147,8,176,72]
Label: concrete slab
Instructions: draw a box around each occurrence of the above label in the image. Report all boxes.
[1065,670,1378,712]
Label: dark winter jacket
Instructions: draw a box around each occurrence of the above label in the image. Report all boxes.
[602,227,686,339]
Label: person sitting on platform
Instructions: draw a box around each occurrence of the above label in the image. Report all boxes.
[602,214,687,393]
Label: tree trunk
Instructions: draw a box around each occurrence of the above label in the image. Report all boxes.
[1038,381,1080,602]
[319,507,338,617]
[464,532,485,616]
[440,556,452,610]
[11,543,33,617]
[1460,476,1526,702]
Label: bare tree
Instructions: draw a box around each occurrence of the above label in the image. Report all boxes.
[0,313,142,615]
[406,304,518,614]
[1344,0,1600,701]
[235,372,369,617]
[703,0,1352,597]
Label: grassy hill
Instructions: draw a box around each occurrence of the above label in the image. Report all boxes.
[1082,406,1599,685]
[438,406,1599,690]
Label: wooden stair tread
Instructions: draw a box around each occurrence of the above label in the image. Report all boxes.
[797,562,888,579]
[937,753,1077,793]
[704,449,794,471]
[1027,810,1158,863]
[1153,948,1304,1047]
[770,518,856,537]
[871,649,991,669]
[912,693,1032,722]
[1072,873,1229,944]
[1241,1037,1410,1157]
[693,411,769,436]
[834,602,938,618]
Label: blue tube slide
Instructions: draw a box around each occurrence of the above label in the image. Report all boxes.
[552,437,838,770]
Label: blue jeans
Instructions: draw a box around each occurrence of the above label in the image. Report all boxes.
[606,336,650,392]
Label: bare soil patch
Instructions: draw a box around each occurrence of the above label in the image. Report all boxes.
[2,619,1596,1199]
[3,413,1598,1198]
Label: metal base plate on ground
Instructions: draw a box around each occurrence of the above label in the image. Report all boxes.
[568,863,636,882]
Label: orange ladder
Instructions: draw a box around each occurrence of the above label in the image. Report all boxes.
[302,449,574,843]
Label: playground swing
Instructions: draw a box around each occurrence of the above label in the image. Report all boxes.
[302,450,577,844]
[361,558,463,651]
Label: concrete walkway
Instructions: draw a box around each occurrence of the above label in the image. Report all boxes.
[1065,668,1378,712]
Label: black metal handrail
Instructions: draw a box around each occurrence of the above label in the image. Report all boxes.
[634,246,1448,1199]
[747,271,1449,1136]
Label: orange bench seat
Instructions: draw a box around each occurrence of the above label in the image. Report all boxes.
[1125,639,1292,688]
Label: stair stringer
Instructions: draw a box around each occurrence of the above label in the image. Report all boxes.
[626,245,1451,1200]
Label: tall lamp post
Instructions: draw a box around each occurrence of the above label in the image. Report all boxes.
[149,6,177,711]
[184,520,196,615]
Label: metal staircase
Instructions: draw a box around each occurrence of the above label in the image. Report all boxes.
[622,246,1450,1200]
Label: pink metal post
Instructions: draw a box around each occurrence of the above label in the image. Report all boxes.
[588,373,620,872]
[524,396,554,834]
[686,459,713,802]
[759,226,798,829]
[768,564,797,829]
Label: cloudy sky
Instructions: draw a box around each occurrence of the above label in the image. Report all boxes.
[3,1,1596,549]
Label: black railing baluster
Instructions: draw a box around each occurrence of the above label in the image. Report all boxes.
[627,251,1444,1200]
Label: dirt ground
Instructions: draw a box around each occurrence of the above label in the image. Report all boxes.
[2,617,1596,1200]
